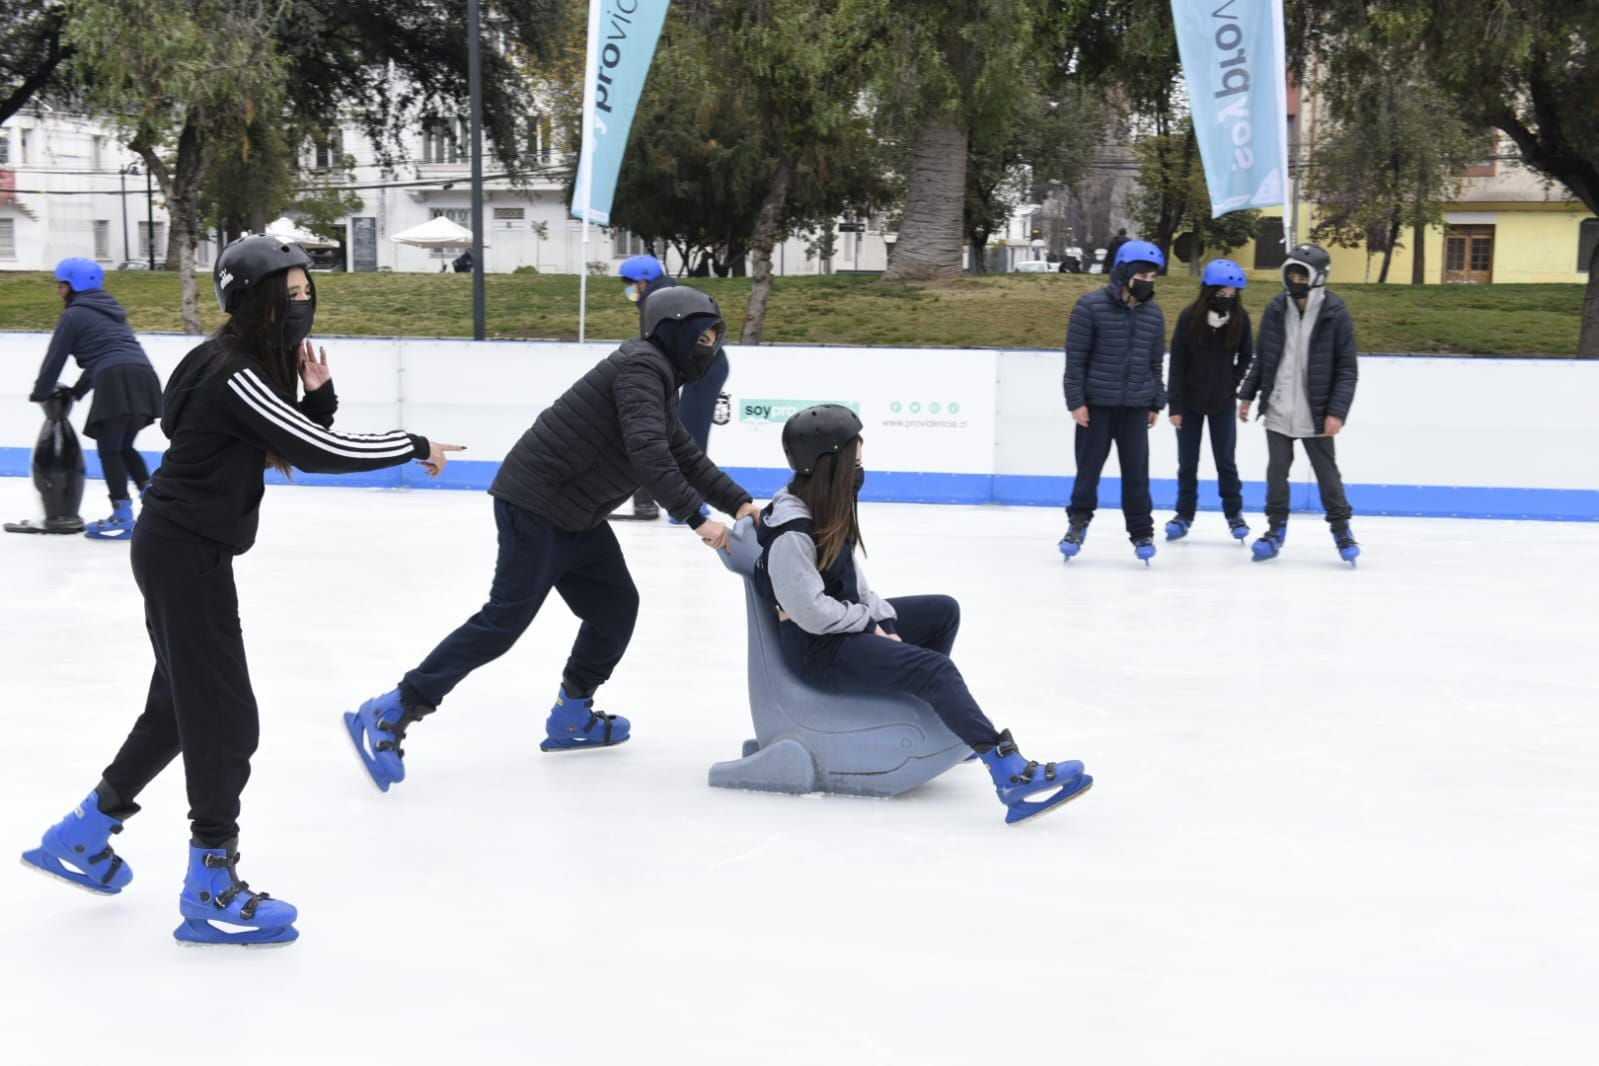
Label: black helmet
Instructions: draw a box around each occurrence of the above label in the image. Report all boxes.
[782,404,863,475]
[214,234,313,313]
[642,285,723,342]
[1282,243,1331,290]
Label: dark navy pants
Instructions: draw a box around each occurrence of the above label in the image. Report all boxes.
[778,594,1001,749]
[94,415,151,500]
[401,499,640,707]
[1068,405,1153,539]
[1173,410,1243,519]
[678,351,730,453]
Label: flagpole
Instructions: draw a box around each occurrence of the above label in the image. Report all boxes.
[577,0,603,344]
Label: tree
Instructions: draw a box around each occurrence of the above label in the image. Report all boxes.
[1127,114,1260,271]
[1304,74,1477,283]
[0,1,70,127]
[964,85,1104,273]
[67,0,287,333]
[1303,1,1599,354]
[853,0,1047,282]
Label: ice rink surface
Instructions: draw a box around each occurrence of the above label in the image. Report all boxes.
[1,476,1595,1065]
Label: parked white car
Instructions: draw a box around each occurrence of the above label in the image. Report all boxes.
[1013,260,1055,273]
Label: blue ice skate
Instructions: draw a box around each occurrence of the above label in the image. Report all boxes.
[174,842,297,947]
[1227,513,1250,543]
[1164,516,1191,541]
[20,790,134,894]
[1331,523,1360,567]
[344,688,434,792]
[83,498,133,540]
[977,730,1092,825]
[1133,537,1156,566]
[1252,524,1286,562]
[1058,522,1088,560]
[541,685,630,752]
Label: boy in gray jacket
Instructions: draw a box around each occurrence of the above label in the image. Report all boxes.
[1237,243,1361,565]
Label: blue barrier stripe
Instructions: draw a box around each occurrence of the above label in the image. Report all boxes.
[2,448,1594,521]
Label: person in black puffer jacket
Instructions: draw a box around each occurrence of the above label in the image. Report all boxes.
[1163,258,1253,543]
[347,286,759,787]
[29,258,165,539]
[1059,239,1168,564]
[1237,243,1361,564]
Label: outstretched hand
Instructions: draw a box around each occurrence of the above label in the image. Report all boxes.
[697,518,731,551]
[298,341,332,392]
[735,501,761,525]
[419,441,465,477]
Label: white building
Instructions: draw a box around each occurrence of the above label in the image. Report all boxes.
[2,104,896,279]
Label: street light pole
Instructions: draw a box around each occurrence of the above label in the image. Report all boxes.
[467,0,486,340]
[118,163,134,262]
[145,168,156,270]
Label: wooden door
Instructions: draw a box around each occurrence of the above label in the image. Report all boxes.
[1443,224,1494,284]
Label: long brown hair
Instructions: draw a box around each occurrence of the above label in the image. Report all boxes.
[209,270,311,476]
[1185,282,1247,349]
[788,438,864,571]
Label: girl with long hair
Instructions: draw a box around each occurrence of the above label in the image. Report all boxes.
[20,235,461,946]
[1164,258,1253,543]
[756,405,1093,825]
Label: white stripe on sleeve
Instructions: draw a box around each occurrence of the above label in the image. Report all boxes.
[227,371,417,461]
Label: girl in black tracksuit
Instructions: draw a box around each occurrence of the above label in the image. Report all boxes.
[21,236,458,945]
[1164,260,1253,541]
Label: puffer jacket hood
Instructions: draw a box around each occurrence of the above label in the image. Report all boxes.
[652,312,724,384]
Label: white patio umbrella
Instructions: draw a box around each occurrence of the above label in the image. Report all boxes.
[388,216,485,249]
[262,216,340,249]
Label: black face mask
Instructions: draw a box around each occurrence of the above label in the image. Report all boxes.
[1285,281,1311,300]
[1208,295,1237,314]
[1129,279,1156,303]
[285,299,316,348]
[852,465,865,495]
[683,340,722,384]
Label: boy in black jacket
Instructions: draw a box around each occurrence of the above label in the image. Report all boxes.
[1237,243,1361,565]
[348,286,759,790]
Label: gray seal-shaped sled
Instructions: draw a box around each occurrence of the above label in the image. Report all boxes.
[709,517,968,796]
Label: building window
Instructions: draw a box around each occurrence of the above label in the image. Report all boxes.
[138,221,165,261]
[422,119,466,165]
[1578,219,1599,273]
[94,220,110,259]
[1253,217,1286,269]
[313,130,344,171]
[528,113,554,163]
[613,229,648,257]
[0,218,15,258]
[19,128,30,164]
[0,130,9,165]
[492,206,525,230]
[92,136,106,170]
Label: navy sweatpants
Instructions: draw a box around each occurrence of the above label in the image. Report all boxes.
[1173,410,1243,519]
[778,594,1001,749]
[678,351,730,453]
[401,499,640,707]
[1067,405,1153,539]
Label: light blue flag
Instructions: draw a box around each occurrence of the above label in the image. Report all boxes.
[1170,0,1290,218]
[571,0,672,225]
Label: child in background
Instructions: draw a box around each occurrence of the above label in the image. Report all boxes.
[757,404,1093,825]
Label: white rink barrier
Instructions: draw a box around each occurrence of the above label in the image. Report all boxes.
[3,331,1596,520]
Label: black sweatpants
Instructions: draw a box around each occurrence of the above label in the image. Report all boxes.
[1067,405,1154,539]
[94,415,151,500]
[778,594,1001,750]
[101,527,258,847]
[1265,430,1353,525]
[401,498,640,707]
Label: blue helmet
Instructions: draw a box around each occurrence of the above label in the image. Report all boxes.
[1112,239,1165,273]
[1202,258,1247,289]
[619,254,666,283]
[54,257,105,293]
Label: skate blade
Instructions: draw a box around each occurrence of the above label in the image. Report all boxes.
[19,850,124,895]
[174,918,298,947]
[1004,775,1094,826]
[539,733,631,753]
[343,712,396,793]
[84,528,133,540]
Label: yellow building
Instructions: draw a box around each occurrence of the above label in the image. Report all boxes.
[1221,88,1596,286]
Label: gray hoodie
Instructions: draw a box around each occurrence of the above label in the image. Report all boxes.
[758,489,897,636]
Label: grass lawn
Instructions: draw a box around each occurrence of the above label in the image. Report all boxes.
[0,269,1583,355]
